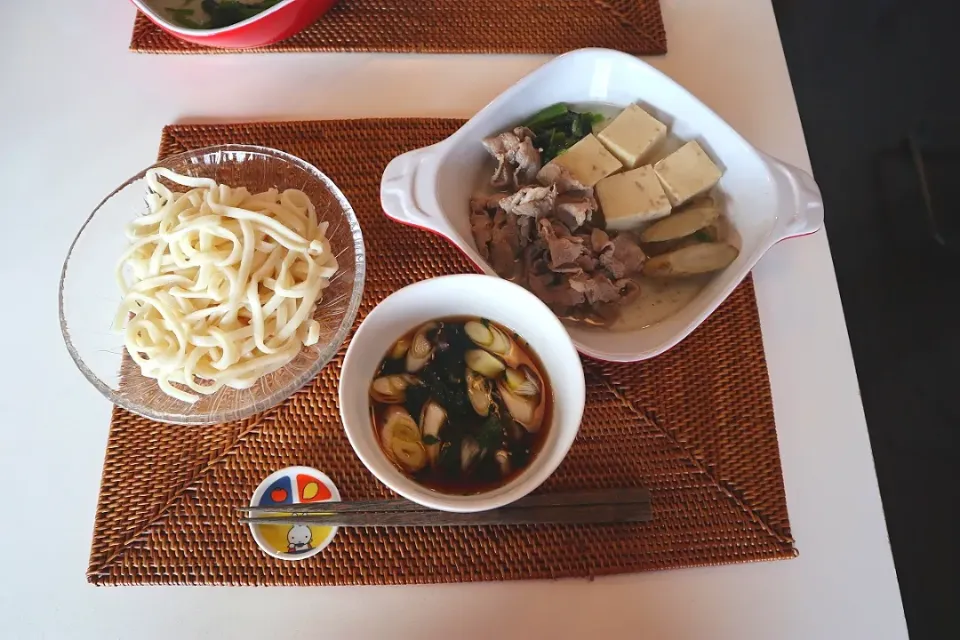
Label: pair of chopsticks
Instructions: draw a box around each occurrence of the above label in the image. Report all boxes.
[240,488,651,528]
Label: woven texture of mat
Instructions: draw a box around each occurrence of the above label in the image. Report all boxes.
[87,118,794,586]
[130,0,667,55]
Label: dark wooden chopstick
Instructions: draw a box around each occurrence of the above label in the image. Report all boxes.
[241,487,649,514]
[242,503,650,527]
[239,488,651,528]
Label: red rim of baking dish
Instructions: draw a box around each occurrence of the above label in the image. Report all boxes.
[130,0,300,35]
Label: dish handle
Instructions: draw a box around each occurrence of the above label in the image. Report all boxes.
[380,145,449,233]
[764,153,825,240]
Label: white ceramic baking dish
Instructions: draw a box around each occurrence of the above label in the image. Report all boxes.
[380,48,824,362]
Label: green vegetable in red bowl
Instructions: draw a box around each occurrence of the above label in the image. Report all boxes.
[164,0,285,29]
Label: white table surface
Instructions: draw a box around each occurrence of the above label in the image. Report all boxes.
[0,1,908,638]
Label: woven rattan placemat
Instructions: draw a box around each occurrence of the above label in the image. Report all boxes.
[130,0,667,55]
[87,118,795,585]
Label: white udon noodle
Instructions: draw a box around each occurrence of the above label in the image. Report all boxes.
[114,167,339,403]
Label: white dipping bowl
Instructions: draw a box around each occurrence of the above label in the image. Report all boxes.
[339,274,585,512]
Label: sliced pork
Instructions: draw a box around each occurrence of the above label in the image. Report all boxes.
[473,124,652,324]
[482,127,542,190]
[499,185,557,218]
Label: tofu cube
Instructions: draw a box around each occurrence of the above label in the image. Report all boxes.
[550,133,622,187]
[596,166,672,231]
[654,141,723,206]
[596,104,667,169]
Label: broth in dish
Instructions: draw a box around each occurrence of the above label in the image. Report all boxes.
[470,102,740,330]
[369,317,552,495]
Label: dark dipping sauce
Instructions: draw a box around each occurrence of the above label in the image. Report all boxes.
[369,316,552,495]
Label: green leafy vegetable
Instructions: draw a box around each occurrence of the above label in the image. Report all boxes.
[522,103,570,129]
[419,369,472,419]
[693,230,713,242]
[167,7,203,28]
[475,415,503,452]
[422,434,440,445]
[524,102,607,163]
[200,0,283,29]
[571,116,584,139]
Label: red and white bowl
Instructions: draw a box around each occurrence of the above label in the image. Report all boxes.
[131,0,338,49]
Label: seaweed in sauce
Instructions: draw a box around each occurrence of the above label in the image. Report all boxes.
[369,317,552,495]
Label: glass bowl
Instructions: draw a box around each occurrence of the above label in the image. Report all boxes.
[59,145,365,424]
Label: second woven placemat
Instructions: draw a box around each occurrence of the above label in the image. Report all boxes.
[130,0,667,55]
[88,118,794,585]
